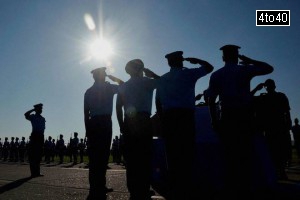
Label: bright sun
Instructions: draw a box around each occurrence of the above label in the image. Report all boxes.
[89,39,113,60]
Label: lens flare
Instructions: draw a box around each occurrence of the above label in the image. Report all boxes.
[84,13,96,30]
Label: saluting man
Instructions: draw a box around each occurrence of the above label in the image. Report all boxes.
[24,103,46,177]
[116,59,159,200]
[84,67,123,200]
[156,51,214,200]
[208,45,274,198]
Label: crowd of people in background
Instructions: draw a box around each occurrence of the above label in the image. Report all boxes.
[0,133,127,166]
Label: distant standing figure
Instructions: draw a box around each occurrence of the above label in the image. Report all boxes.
[14,137,20,162]
[292,118,300,160]
[208,45,273,198]
[25,103,46,177]
[44,136,52,164]
[72,132,79,165]
[84,67,123,200]
[156,51,214,200]
[3,137,9,161]
[78,138,86,163]
[9,137,15,162]
[51,139,56,162]
[19,137,26,162]
[56,134,65,164]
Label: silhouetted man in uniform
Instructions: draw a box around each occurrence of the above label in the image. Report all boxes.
[9,137,15,162]
[117,59,159,200]
[257,79,292,180]
[44,136,52,164]
[292,118,300,160]
[208,45,273,198]
[19,137,26,162]
[156,51,214,200]
[25,103,46,177]
[56,134,65,164]
[71,132,79,165]
[51,139,56,162]
[14,137,20,162]
[3,137,9,161]
[84,67,123,200]
[78,138,86,163]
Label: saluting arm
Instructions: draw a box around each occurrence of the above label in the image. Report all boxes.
[143,68,160,79]
[107,75,124,85]
[251,83,265,96]
[185,57,214,73]
[238,55,274,75]
[24,108,35,120]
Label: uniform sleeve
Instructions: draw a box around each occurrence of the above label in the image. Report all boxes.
[245,65,272,77]
[188,67,209,82]
[27,114,34,121]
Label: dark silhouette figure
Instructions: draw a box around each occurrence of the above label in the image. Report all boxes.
[84,67,123,200]
[3,137,9,161]
[71,132,79,165]
[51,139,56,162]
[78,138,86,163]
[156,51,213,200]
[111,136,121,164]
[14,137,20,162]
[116,59,159,200]
[292,118,300,160]
[44,136,52,164]
[9,137,15,162]
[208,45,273,198]
[56,134,65,164]
[19,137,26,162]
[254,79,292,180]
[25,103,46,177]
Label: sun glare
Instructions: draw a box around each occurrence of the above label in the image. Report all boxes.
[89,39,113,60]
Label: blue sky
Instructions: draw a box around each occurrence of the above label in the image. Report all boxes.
[0,0,299,142]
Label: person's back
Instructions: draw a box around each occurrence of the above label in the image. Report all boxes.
[84,67,123,199]
[208,45,274,198]
[156,51,213,200]
[119,77,156,115]
[263,91,291,131]
[116,59,159,200]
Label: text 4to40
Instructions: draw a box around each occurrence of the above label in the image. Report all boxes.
[256,10,290,26]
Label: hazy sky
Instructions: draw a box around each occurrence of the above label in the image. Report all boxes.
[0,0,299,142]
